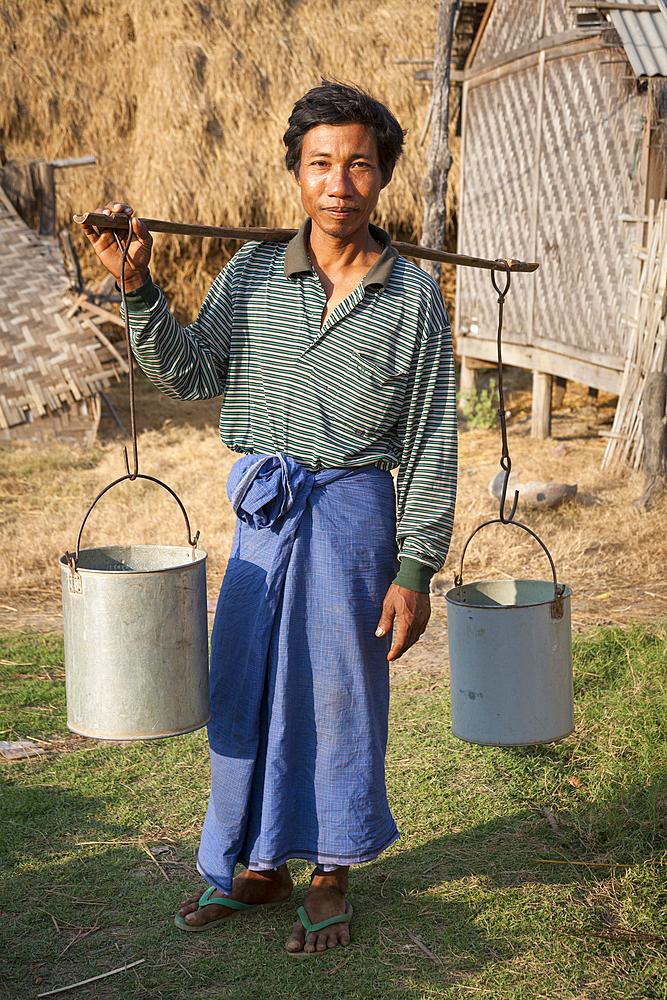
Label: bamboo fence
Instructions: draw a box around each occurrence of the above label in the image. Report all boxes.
[602,199,667,470]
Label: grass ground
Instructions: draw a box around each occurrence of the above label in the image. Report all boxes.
[1,622,666,1000]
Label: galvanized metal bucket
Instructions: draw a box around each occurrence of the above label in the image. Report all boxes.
[445,518,574,747]
[60,544,209,740]
[60,467,210,741]
[446,578,573,746]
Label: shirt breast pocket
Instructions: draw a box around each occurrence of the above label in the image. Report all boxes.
[353,352,410,435]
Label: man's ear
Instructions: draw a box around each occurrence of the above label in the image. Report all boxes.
[291,165,301,187]
[380,167,394,191]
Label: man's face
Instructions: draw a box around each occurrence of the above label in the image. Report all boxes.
[293,123,388,241]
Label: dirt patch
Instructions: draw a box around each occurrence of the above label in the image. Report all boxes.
[1,371,665,671]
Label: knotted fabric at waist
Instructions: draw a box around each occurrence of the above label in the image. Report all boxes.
[227,451,377,530]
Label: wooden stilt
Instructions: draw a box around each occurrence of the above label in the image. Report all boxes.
[531,370,552,439]
[37,161,56,237]
[458,356,477,407]
[634,371,667,510]
[553,375,567,410]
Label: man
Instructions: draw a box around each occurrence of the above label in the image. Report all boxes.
[84,80,457,954]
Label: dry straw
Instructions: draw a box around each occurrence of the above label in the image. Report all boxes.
[0,0,458,319]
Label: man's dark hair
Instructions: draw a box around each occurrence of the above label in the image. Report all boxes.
[283,80,406,183]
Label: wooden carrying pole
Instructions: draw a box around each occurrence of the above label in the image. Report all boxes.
[73,212,539,273]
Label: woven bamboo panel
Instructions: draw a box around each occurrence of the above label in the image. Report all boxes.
[532,53,635,362]
[546,0,576,36]
[0,186,125,433]
[458,65,541,345]
[458,42,639,384]
[475,0,542,63]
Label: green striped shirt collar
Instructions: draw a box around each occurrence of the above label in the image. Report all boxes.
[284,219,399,291]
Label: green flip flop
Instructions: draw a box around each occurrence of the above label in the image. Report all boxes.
[174,885,284,932]
[289,899,353,957]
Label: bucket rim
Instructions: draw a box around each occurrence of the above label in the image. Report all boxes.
[67,714,211,741]
[59,544,207,575]
[451,725,575,747]
[444,577,572,610]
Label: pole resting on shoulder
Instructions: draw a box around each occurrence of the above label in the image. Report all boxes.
[73,211,540,274]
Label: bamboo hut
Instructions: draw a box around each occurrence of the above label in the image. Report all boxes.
[455,0,667,436]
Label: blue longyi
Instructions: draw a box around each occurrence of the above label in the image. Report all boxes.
[197,453,400,892]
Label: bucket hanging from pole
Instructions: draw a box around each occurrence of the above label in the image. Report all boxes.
[446,263,574,747]
[60,222,210,741]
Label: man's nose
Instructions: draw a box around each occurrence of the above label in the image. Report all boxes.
[326,166,354,198]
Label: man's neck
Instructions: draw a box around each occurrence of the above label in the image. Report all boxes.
[307,222,382,277]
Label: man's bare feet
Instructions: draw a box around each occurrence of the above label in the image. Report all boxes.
[178,864,293,928]
[285,866,351,954]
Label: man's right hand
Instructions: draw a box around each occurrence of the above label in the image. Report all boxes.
[81,202,153,291]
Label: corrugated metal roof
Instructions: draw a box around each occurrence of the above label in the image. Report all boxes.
[609,0,667,77]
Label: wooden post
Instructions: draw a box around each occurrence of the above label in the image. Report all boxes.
[531,370,552,439]
[553,375,567,410]
[420,0,461,284]
[37,160,56,237]
[634,371,667,511]
[458,356,477,406]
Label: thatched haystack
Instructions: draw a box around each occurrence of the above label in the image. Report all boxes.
[0,0,458,320]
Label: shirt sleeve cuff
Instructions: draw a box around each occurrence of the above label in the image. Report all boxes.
[116,271,159,309]
[393,558,434,593]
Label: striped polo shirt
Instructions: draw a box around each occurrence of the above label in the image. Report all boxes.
[123,220,457,591]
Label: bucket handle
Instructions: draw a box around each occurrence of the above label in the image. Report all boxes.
[454,517,566,620]
[65,473,200,575]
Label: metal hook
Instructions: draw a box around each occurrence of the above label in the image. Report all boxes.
[491,259,512,301]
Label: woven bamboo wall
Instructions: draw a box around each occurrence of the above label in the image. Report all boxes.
[456,0,645,389]
[458,63,541,344]
[475,0,543,62]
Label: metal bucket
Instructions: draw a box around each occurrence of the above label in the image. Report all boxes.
[60,544,209,740]
[445,578,574,746]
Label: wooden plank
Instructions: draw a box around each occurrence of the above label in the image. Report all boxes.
[457,334,624,393]
[73,212,539,273]
[80,318,129,373]
[464,33,604,89]
[78,299,126,329]
[566,1,659,9]
[463,0,496,70]
[528,48,546,345]
[51,155,96,169]
[530,334,625,372]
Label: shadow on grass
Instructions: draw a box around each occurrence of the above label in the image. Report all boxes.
[1,774,664,1000]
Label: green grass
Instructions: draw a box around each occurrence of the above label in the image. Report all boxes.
[1,624,667,999]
